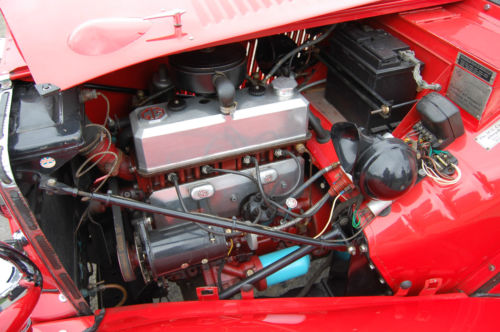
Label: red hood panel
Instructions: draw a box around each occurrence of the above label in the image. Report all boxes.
[0,0,378,90]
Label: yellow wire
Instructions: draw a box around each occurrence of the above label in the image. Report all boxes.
[227,238,234,256]
[314,191,343,239]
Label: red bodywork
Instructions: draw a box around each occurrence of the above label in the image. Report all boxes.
[0,0,499,330]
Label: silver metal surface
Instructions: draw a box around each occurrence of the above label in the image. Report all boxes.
[475,118,500,151]
[259,168,278,184]
[150,158,302,227]
[190,184,215,201]
[366,199,392,216]
[130,87,309,174]
[447,65,493,120]
[271,76,298,97]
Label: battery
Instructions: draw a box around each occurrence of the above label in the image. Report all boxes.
[322,23,419,133]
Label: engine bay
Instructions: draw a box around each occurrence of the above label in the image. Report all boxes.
[6,16,482,310]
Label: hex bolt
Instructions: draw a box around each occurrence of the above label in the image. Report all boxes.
[47,178,57,186]
[246,269,254,277]
[379,277,386,284]
[369,263,376,270]
[201,165,211,175]
[201,258,208,265]
[181,263,189,269]
[400,280,412,290]
[359,244,368,253]
[484,3,491,10]
[489,264,496,272]
[242,155,252,165]
[347,246,356,255]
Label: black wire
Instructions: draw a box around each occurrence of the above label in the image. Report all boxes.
[136,86,174,107]
[264,25,336,82]
[290,163,331,198]
[252,157,327,219]
[217,258,225,292]
[171,175,241,237]
[271,150,303,200]
[207,167,258,184]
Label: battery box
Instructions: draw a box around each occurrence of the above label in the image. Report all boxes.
[322,23,419,132]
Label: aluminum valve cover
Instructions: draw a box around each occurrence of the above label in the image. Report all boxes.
[130,87,309,174]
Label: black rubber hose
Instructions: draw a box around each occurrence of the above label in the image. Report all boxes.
[308,110,331,144]
[83,83,138,94]
[290,162,338,198]
[219,228,342,299]
[264,25,336,82]
[213,74,236,109]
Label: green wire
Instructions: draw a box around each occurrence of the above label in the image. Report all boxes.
[352,209,360,229]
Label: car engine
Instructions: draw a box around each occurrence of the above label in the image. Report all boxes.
[7,22,464,307]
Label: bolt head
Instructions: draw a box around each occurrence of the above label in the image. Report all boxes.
[347,246,356,255]
[489,264,496,272]
[58,294,67,303]
[359,244,368,253]
[246,269,254,276]
[201,258,208,264]
[181,263,189,269]
[47,178,56,186]
[285,197,298,209]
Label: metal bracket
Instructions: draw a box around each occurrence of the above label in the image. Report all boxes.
[0,75,12,90]
[144,9,187,41]
[34,83,61,97]
[196,286,220,301]
[419,278,443,296]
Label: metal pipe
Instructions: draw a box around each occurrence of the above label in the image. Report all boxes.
[83,83,138,94]
[219,228,341,299]
[41,180,347,249]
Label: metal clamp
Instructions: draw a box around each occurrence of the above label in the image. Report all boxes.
[144,9,187,39]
